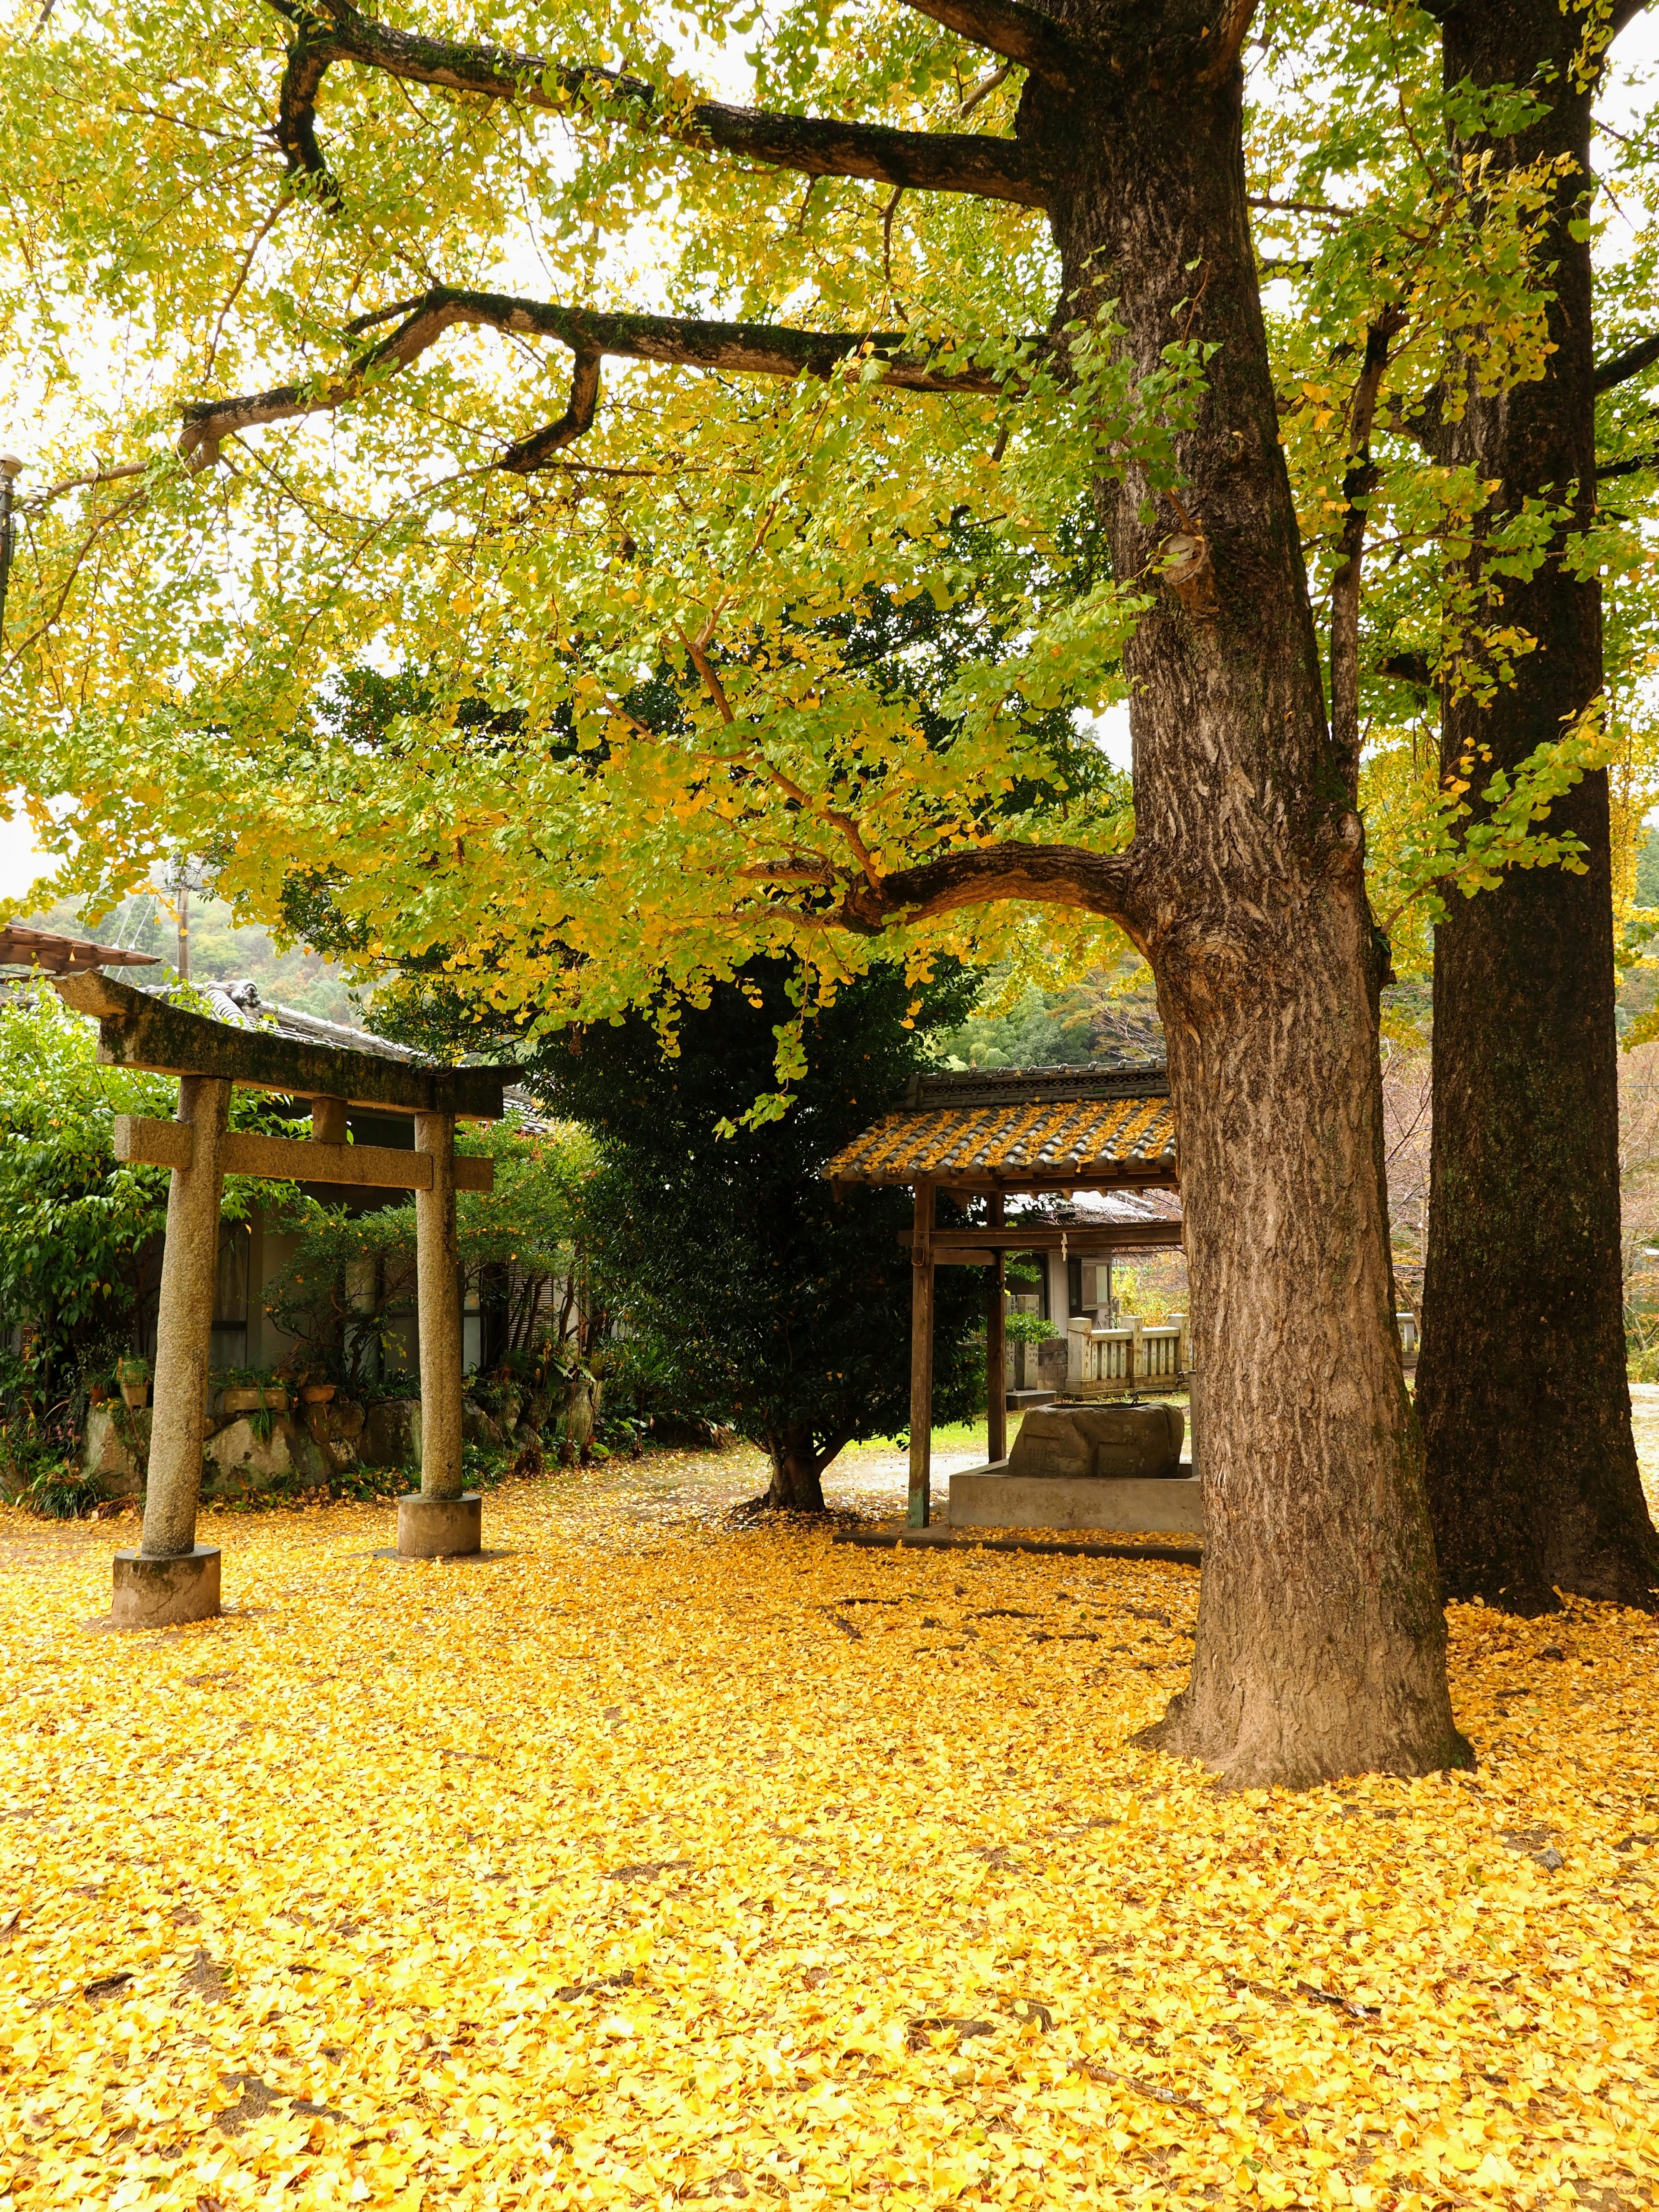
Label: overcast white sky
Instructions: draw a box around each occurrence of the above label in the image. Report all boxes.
[3,9,1656,917]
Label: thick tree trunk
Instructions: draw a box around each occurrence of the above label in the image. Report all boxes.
[764,1425,829,1512]
[1416,1,1659,1613]
[1018,4,1466,1783]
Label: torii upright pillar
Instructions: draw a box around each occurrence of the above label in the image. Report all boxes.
[396,1107,480,1558]
[111,1074,231,1628]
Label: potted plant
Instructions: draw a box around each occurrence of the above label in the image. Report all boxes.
[117,1356,151,1410]
[220,1371,290,1416]
[300,1379,336,1405]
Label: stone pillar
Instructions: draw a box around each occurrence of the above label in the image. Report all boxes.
[397,1109,480,1557]
[908,1180,934,1529]
[111,1074,229,1628]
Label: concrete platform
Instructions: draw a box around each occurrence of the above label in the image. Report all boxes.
[111,1545,222,1628]
[834,1525,1201,1565]
[396,1491,483,1559]
[948,1462,1205,1535]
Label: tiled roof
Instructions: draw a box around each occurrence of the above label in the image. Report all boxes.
[823,1065,1177,1189]
[0,924,159,974]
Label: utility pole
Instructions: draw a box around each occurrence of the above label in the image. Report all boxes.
[176,870,191,982]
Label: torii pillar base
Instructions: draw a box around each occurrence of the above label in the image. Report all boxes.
[111,1547,222,1629]
[396,1493,482,1560]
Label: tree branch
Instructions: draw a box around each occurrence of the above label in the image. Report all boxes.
[266,0,1049,207]
[1595,333,1659,392]
[1596,448,1659,483]
[499,347,601,473]
[177,287,1030,468]
[1330,308,1405,775]
[828,843,1144,934]
[893,0,1087,86]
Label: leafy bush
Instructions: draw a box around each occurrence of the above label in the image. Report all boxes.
[1,1398,102,1517]
[25,1462,105,1519]
[1004,1310,1059,1344]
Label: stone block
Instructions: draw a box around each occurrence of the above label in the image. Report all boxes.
[83,1405,149,1492]
[306,1398,364,1471]
[1008,1402,1184,1482]
[203,1414,328,1491]
[949,1468,1204,1535]
[111,1545,222,1627]
[362,1397,421,1470]
[396,1491,482,1558]
[1036,1337,1070,1391]
[462,1401,504,1448]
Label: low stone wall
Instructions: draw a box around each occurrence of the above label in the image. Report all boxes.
[83,1390,428,1502]
[78,1385,556,1503]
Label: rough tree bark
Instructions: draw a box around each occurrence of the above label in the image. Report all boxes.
[1415,0,1659,1614]
[1010,2,1464,1786]
[192,0,1472,1782]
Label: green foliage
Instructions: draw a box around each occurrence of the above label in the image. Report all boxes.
[0,990,173,1396]
[23,1462,105,1520]
[1004,1310,1058,1347]
[0,989,312,1403]
[536,959,989,1487]
[937,968,1164,1070]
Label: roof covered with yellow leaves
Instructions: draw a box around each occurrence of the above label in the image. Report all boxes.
[822,1063,1177,1189]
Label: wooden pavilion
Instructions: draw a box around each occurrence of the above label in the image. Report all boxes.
[53,969,515,1625]
[822,1065,1182,1526]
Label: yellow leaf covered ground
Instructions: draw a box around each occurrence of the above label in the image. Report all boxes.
[1,1456,1656,2212]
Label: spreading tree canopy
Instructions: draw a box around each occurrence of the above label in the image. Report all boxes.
[8,0,1659,1778]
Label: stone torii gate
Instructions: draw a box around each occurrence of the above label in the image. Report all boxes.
[56,972,515,1628]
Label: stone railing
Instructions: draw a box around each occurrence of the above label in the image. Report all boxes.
[1067,1316,1189,1395]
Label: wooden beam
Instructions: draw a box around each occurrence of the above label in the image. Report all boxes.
[56,969,515,1119]
[909,1179,935,1530]
[899,1222,1183,1250]
[113,1115,494,1191]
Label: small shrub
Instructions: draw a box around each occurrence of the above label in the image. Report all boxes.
[25,1462,105,1519]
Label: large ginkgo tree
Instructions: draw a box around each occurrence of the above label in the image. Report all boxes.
[5,0,1654,1780]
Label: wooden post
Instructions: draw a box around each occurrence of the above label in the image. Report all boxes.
[415,1110,462,1500]
[397,1108,481,1557]
[987,1192,1007,1465]
[111,1074,230,1626]
[908,1179,935,1528]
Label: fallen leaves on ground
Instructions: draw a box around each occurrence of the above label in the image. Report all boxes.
[0,1453,1656,2211]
